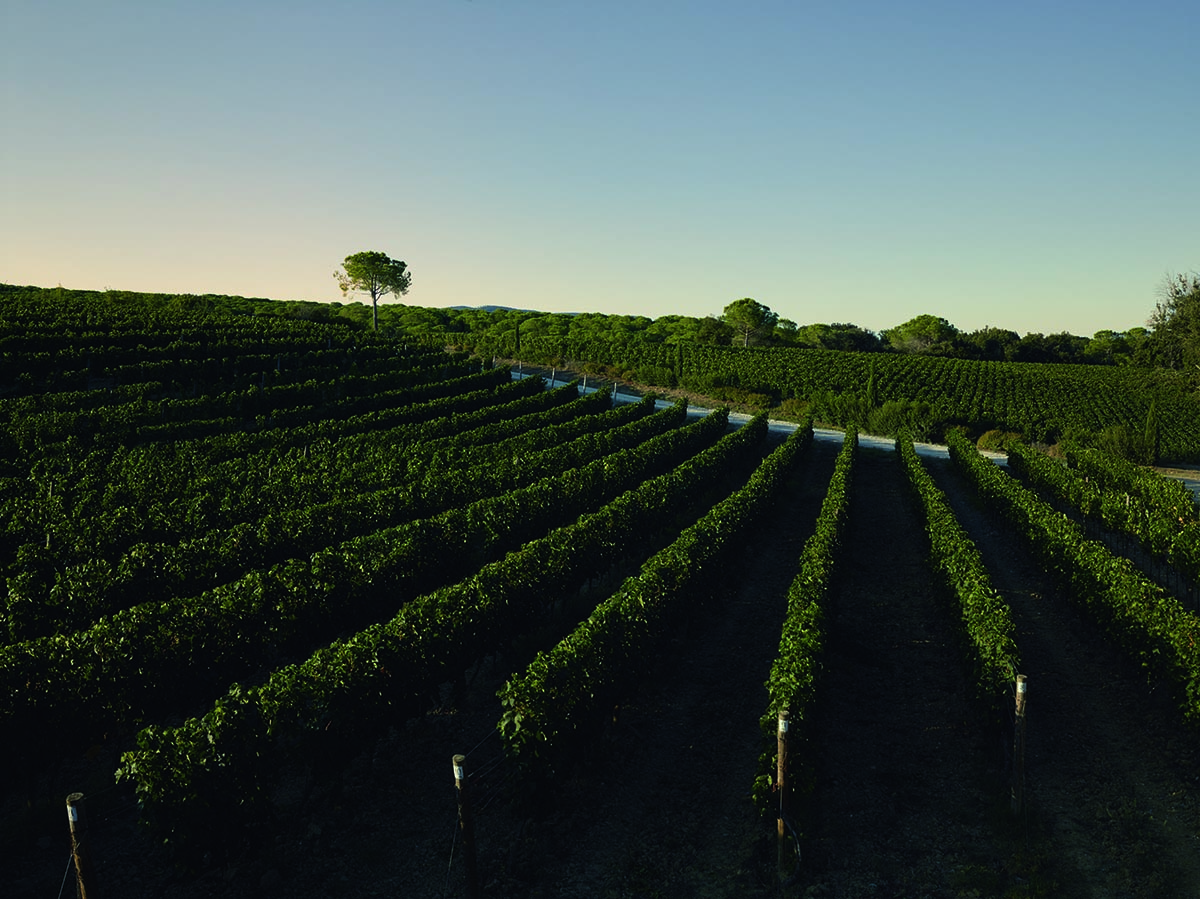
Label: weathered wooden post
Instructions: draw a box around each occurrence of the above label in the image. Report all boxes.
[66,792,99,899]
[452,754,480,899]
[776,709,790,877]
[1011,675,1027,815]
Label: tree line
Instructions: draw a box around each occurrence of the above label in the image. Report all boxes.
[324,254,1199,370]
[372,287,1196,370]
[5,263,1196,371]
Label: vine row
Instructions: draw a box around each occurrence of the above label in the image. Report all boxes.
[1006,441,1200,589]
[947,430,1200,723]
[754,427,854,810]
[4,396,672,642]
[0,405,727,771]
[496,416,811,784]
[115,411,769,852]
[899,436,1020,713]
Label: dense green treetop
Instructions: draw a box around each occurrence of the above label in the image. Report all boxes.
[722,298,779,347]
[334,251,412,331]
[1148,272,1200,370]
[792,322,882,352]
[881,314,960,355]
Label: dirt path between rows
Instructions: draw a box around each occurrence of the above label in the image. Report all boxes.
[800,446,1009,896]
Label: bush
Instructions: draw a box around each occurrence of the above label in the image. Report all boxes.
[775,397,811,421]
[812,391,867,428]
[976,429,1022,453]
[681,370,739,392]
[635,365,677,388]
[867,399,935,441]
[1097,424,1155,465]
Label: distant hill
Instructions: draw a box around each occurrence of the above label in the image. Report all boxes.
[446,305,581,315]
[447,305,532,313]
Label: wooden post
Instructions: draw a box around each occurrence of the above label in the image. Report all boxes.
[65,792,99,899]
[452,754,480,899]
[1011,675,1027,815]
[776,709,790,877]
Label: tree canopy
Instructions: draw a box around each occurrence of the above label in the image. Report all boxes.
[881,314,959,355]
[722,298,778,347]
[1147,271,1200,370]
[334,251,412,331]
[792,322,882,352]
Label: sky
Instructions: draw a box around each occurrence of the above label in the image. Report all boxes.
[2,0,1197,337]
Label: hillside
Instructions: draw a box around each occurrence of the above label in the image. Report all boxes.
[3,286,1200,897]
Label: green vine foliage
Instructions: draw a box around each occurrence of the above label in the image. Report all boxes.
[4,399,721,773]
[5,361,508,455]
[3,389,653,641]
[948,430,1200,724]
[753,426,855,813]
[898,435,1020,718]
[117,409,772,853]
[506,338,1200,461]
[1063,443,1197,523]
[498,417,813,787]
[0,370,563,597]
[1006,440,1200,587]
[115,684,268,866]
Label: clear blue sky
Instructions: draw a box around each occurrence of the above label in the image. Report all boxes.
[3,0,1196,336]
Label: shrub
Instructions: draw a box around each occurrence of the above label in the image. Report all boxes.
[976,429,1022,453]
[867,399,935,441]
[1098,424,1155,465]
[775,397,811,420]
[635,365,677,388]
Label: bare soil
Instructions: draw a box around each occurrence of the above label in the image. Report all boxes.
[7,435,1200,898]
[798,446,1009,897]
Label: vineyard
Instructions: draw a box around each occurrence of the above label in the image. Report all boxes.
[493,336,1200,462]
[4,285,1200,897]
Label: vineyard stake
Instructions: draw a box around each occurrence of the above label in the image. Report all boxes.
[1011,675,1027,816]
[452,754,480,899]
[776,709,790,878]
[65,792,100,899]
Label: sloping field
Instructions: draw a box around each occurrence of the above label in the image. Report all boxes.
[3,287,1199,897]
